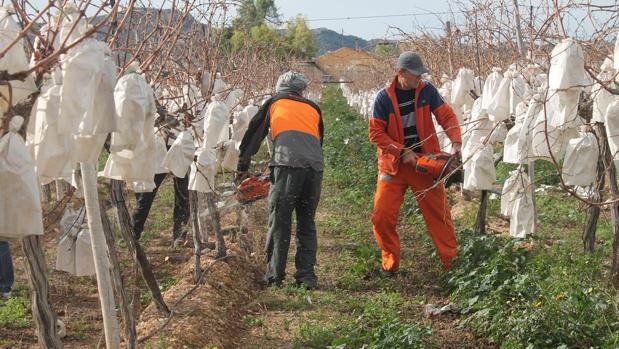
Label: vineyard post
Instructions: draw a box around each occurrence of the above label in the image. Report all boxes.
[514,0,538,234]
[80,162,121,349]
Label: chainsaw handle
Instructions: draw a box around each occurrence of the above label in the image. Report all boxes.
[437,153,461,183]
[234,171,250,186]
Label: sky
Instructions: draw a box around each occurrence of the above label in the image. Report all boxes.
[20,0,619,41]
[275,0,618,41]
[21,0,455,40]
[275,0,454,40]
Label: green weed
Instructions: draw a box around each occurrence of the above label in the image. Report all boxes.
[242,315,264,328]
[447,229,619,348]
[0,296,31,328]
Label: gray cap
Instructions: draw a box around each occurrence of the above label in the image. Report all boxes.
[276,71,308,94]
[397,51,429,76]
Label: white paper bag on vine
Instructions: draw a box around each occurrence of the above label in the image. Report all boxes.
[58,39,105,135]
[503,122,523,164]
[488,121,508,144]
[0,116,44,239]
[516,95,544,163]
[225,88,244,110]
[189,147,217,193]
[221,142,240,171]
[56,204,86,274]
[74,227,95,276]
[486,74,511,122]
[450,68,476,123]
[153,129,169,174]
[53,2,87,50]
[438,75,452,102]
[212,72,228,95]
[463,143,496,191]
[510,193,534,238]
[509,71,527,116]
[468,97,492,139]
[547,38,585,130]
[502,102,528,164]
[501,169,530,217]
[531,105,575,161]
[61,40,117,164]
[163,130,195,178]
[203,94,230,148]
[508,166,535,239]
[241,99,257,120]
[221,106,246,170]
[481,67,503,112]
[606,98,619,167]
[548,38,586,90]
[29,70,74,184]
[432,117,449,152]
[592,58,616,124]
[451,68,475,106]
[0,6,37,111]
[104,67,158,191]
[562,132,599,187]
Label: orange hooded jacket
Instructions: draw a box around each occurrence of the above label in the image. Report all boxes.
[368,77,462,175]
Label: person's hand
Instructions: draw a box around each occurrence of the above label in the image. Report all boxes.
[401,149,419,165]
[235,171,250,186]
[451,142,462,155]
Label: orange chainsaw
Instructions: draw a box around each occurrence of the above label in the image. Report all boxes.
[415,152,463,187]
[235,175,271,204]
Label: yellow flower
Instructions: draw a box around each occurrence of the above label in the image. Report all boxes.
[555,292,566,301]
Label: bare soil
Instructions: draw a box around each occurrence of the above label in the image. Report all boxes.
[2,181,493,349]
[1,181,267,349]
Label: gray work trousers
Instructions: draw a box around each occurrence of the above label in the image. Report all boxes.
[264,166,323,287]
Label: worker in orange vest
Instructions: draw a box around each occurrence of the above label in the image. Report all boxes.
[369,52,462,276]
[237,71,323,289]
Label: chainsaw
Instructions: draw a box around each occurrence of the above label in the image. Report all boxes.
[415,152,463,188]
[235,175,271,204]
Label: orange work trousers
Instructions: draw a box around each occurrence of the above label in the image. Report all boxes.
[371,162,457,271]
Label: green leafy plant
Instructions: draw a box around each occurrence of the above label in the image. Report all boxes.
[447,230,619,348]
[0,296,32,328]
[320,85,377,198]
[242,315,264,328]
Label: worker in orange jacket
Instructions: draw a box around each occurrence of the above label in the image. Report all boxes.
[369,52,462,275]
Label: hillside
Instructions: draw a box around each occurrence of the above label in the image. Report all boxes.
[93,11,386,57]
[311,27,393,55]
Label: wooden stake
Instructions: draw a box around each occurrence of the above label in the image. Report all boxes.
[205,192,226,258]
[583,128,606,252]
[55,180,67,201]
[474,154,504,234]
[42,183,52,202]
[595,126,619,287]
[513,0,537,235]
[80,162,121,349]
[445,21,454,77]
[189,190,202,283]
[474,190,489,234]
[529,160,537,235]
[473,14,482,79]
[99,199,137,349]
[512,0,527,57]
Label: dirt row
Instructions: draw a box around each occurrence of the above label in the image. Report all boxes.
[3,185,496,348]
